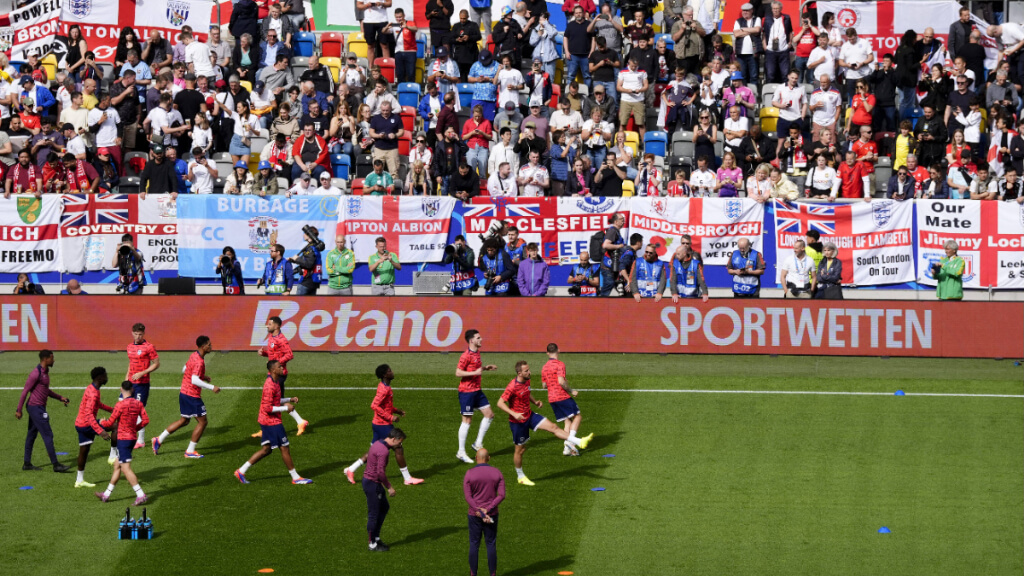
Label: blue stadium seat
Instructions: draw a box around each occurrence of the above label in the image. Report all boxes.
[457,83,474,108]
[416,33,427,59]
[294,31,316,57]
[554,33,564,58]
[644,131,668,157]
[655,33,674,52]
[398,83,422,108]
[331,154,351,180]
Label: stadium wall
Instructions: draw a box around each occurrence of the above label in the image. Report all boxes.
[1,296,1020,358]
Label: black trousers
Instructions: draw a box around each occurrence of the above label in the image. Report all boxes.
[363,478,389,542]
[25,405,58,465]
[468,514,498,576]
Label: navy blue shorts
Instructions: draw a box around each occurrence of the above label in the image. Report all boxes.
[260,424,289,450]
[179,393,207,418]
[550,398,580,422]
[509,413,546,446]
[371,423,394,443]
[116,439,135,463]
[133,384,151,406]
[76,425,97,445]
[459,390,490,416]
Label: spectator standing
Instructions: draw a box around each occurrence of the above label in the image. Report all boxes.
[814,242,843,300]
[468,51,500,122]
[780,239,815,298]
[870,54,898,133]
[463,105,492,178]
[516,243,549,296]
[731,3,762,87]
[452,10,482,81]
[588,37,620,102]
[792,13,817,83]
[837,28,875,105]
[672,6,705,76]
[369,100,404,181]
[426,0,455,53]
[369,238,401,296]
[139,145,178,196]
[433,125,468,196]
[564,7,593,86]
[914,105,947,169]
[773,69,806,137]
[761,1,792,84]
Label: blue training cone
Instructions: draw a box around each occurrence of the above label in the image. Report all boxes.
[602,454,615,458]
[591,487,606,492]
[894,390,905,396]
[878,527,891,533]
[19,486,33,490]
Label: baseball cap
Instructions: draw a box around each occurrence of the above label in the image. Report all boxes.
[436,46,448,58]
[151,144,165,155]
[300,173,311,181]
[206,96,215,108]
[20,75,32,85]
[97,147,111,156]
[347,52,358,60]
[479,50,493,65]
[504,101,516,111]
[31,70,44,82]
[319,172,331,181]
[525,121,536,129]
[215,79,227,89]
[254,80,266,93]
[594,84,605,93]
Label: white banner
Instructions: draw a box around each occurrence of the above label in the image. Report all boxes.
[337,196,455,262]
[0,0,63,60]
[133,0,214,32]
[916,200,1024,289]
[628,197,764,266]
[774,199,914,286]
[59,194,179,273]
[326,0,470,28]
[0,195,61,273]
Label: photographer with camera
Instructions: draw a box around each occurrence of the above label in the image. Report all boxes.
[111,233,146,295]
[216,247,245,295]
[13,273,45,295]
[596,213,625,297]
[257,244,294,295]
[326,233,357,296]
[567,251,600,297]
[477,240,514,296]
[618,233,643,295]
[630,244,667,302]
[369,237,402,296]
[670,244,709,303]
[443,235,478,296]
[288,225,326,296]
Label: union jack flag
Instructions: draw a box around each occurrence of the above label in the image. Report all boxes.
[775,200,836,236]
[464,200,542,219]
[60,194,132,229]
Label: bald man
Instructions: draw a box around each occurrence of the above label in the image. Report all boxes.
[463,448,504,576]
[62,279,87,295]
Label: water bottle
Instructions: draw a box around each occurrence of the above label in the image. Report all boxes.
[129,513,138,540]
[118,507,130,540]
[141,508,153,540]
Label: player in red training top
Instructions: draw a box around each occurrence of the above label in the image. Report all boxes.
[496,361,593,486]
[233,360,313,485]
[95,380,150,505]
[151,336,221,459]
[253,316,308,438]
[73,366,113,488]
[455,329,498,463]
[343,364,424,486]
[124,323,160,452]
[541,343,583,456]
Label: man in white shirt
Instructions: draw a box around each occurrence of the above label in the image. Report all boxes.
[59,91,89,137]
[182,31,215,80]
[709,56,731,94]
[808,74,842,142]
[62,123,88,160]
[287,172,315,197]
[314,171,343,195]
[780,239,815,298]
[689,155,717,197]
[722,105,748,153]
[494,55,524,110]
[516,150,549,196]
[87,92,123,169]
[548,97,582,140]
[488,127,519,176]
[487,161,517,196]
[357,0,391,63]
[617,56,649,139]
[772,69,806,137]
[807,32,834,85]
[187,148,219,194]
[987,23,1024,67]
[837,28,875,105]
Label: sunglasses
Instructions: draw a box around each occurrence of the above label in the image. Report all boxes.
[644,251,656,255]
[957,80,967,84]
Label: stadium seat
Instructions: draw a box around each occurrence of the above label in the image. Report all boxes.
[672,136,694,159]
[550,84,561,109]
[240,80,252,93]
[645,108,660,132]
[554,33,564,59]
[655,33,674,52]
[761,83,781,107]
[400,105,416,132]
[119,176,140,195]
[644,131,668,157]
[416,33,427,59]
[291,56,309,80]
[320,57,342,83]
[668,155,691,179]
[321,32,344,58]
[457,83,474,108]
[624,131,640,151]
[351,178,365,195]
[875,165,892,196]
[294,31,316,57]
[398,83,421,108]
[331,154,351,179]
[277,177,289,191]
[332,178,348,192]
[653,83,667,107]
[124,152,148,178]
[98,62,114,81]
[348,33,368,59]
[41,54,56,83]
[249,137,268,157]
[622,180,635,197]
[625,117,636,132]
[398,134,411,156]
[356,154,374,178]
[759,106,779,133]
[374,58,396,83]
[213,177,226,194]
[9,135,28,154]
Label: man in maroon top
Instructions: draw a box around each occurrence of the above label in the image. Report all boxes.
[15,350,71,473]
[363,427,406,552]
[463,448,505,576]
[435,92,459,143]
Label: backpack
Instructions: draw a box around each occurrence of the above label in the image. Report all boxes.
[589,228,607,261]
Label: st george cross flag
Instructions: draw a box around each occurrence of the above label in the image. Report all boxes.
[336,196,455,262]
[628,197,764,266]
[0,195,61,272]
[0,0,62,60]
[773,199,914,285]
[59,194,179,273]
[916,200,1024,289]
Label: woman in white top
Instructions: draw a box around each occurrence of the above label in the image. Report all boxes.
[190,113,214,156]
[953,97,983,147]
[225,161,256,195]
[187,149,219,194]
[409,134,433,183]
[689,155,718,197]
[228,100,262,165]
[803,154,840,198]
[820,11,843,60]
[581,107,613,172]
[745,162,773,203]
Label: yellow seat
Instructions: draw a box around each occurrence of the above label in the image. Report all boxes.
[625,130,640,150]
[41,54,57,83]
[416,61,424,84]
[240,80,253,92]
[348,32,368,59]
[622,180,635,197]
[321,56,342,83]
[760,106,779,133]
[980,107,988,133]
[721,33,734,46]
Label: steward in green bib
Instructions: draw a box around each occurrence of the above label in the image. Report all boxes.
[326,233,357,296]
[933,240,965,301]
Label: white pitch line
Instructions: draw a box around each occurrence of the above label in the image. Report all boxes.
[0,387,1020,398]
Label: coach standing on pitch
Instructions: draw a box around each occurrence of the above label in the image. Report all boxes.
[364,427,406,552]
[463,448,504,576]
[15,350,71,473]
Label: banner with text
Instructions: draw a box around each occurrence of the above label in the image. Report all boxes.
[1,297,1020,359]
[59,0,213,62]
[916,200,1024,289]
[629,197,764,266]
[59,194,179,273]
[336,196,455,262]
[0,195,61,273]
[773,199,914,285]
[176,195,337,280]
[464,197,628,265]
[0,0,62,60]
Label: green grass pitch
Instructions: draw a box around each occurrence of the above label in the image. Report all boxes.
[0,351,1021,576]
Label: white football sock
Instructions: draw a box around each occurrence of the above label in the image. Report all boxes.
[240,462,252,474]
[566,435,582,447]
[400,467,412,481]
[76,470,85,482]
[290,410,304,423]
[458,422,470,453]
[346,458,364,472]
[103,484,115,497]
[515,467,525,479]
[109,447,117,458]
[474,417,493,446]
[569,429,578,440]
[132,484,144,497]
[186,441,198,453]
[288,469,301,481]
[137,428,145,443]
[158,430,170,443]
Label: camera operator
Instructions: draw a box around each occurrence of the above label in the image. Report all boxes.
[111,233,146,295]
[12,273,45,294]
[442,234,478,296]
[215,246,245,295]
[477,218,509,248]
[477,239,514,296]
[256,243,294,295]
[325,233,357,296]
[288,225,326,295]
[567,251,600,297]
[618,233,643,296]
[629,243,667,303]
[597,213,626,297]
[504,226,524,296]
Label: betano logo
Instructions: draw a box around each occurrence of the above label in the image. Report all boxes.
[0,303,48,343]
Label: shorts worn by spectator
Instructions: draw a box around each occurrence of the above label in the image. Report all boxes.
[369,238,401,296]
